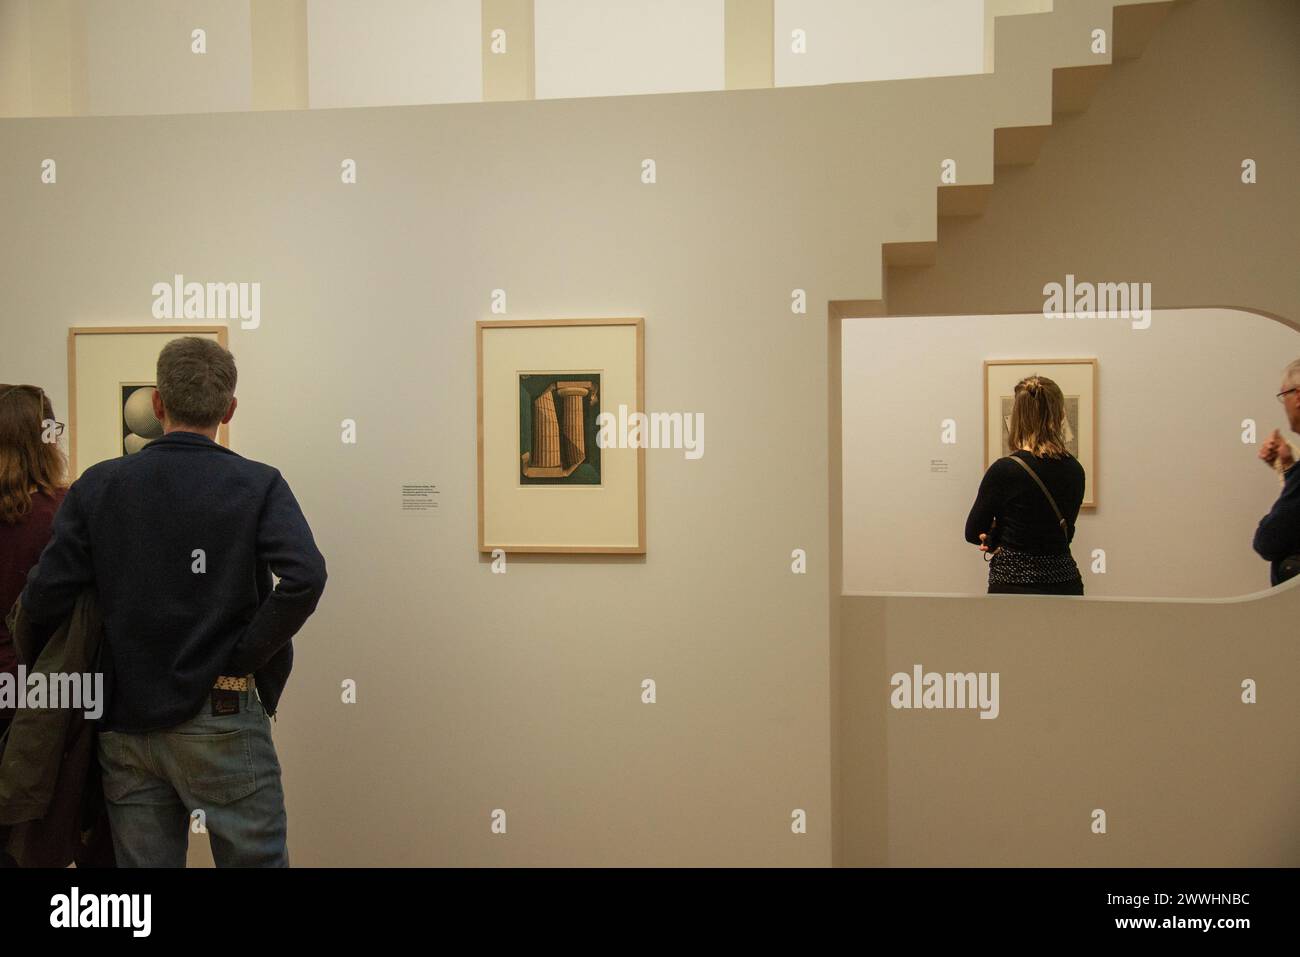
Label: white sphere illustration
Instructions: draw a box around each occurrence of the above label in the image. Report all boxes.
[123,387,163,438]
[123,432,153,454]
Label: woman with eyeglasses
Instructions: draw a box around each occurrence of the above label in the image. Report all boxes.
[0,385,69,864]
[964,375,1087,596]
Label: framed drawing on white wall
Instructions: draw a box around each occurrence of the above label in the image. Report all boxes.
[477,317,645,553]
[68,325,230,479]
[984,358,1097,508]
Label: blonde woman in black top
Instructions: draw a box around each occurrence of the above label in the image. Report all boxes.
[964,375,1086,595]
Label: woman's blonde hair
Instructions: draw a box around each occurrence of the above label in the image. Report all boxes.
[1007,375,1070,459]
[0,384,68,524]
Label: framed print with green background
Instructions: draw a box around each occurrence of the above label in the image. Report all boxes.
[68,326,229,478]
[477,318,645,553]
[984,358,1097,508]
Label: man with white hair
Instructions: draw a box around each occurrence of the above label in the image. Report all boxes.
[1254,359,1300,584]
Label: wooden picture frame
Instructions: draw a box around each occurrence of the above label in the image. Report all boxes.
[983,358,1098,509]
[68,325,230,477]
[477,317,646,553]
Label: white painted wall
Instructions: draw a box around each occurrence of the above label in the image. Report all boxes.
[0,0,32,116]
[84,0,252,116]
[306,0,482,109]
[775,0,986,87]
[534,0,724,100]
[842,309,1300,599]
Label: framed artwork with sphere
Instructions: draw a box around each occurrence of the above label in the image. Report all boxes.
[67,326,230,478]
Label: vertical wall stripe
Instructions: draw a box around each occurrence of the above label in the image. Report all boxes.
[725,0,773,90]
[66,0,88,116]
[0,0,33,116]
[28,0,75,116]
[482,0,534,102]
[251,0,308,111]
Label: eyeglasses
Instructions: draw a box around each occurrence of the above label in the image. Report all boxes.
[1277,388,1300,403]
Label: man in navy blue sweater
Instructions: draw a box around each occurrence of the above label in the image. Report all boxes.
[21,336,326,866]
[1254,359,1300,586]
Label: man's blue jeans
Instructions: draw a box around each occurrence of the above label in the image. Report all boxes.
[97,685,288,867]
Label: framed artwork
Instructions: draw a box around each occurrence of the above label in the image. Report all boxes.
[477,318,645,553]
[518,373,602,484]
[983,358,1097,508]
[120,382,164,454]
[68,326,230,478]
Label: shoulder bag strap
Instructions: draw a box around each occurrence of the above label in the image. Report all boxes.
[1006,454,1069,539]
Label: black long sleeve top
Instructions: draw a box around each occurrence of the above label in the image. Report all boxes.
[965,450,1086,556]
[1253,459,1300,585]
[20,431,327,731]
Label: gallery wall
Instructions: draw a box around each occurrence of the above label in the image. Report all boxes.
[836,0,1300,866]
[842,309,1298,599]
[841,588,1300,866]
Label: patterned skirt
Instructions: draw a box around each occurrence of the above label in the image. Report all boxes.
[987,546,1081,586]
